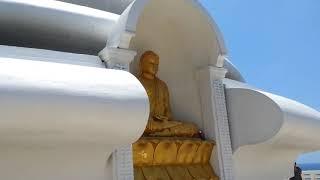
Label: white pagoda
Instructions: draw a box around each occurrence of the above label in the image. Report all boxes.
[0,0,319,180]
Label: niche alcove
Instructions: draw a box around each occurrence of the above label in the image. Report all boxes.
[109,0,229,177]
[128,0,226,130]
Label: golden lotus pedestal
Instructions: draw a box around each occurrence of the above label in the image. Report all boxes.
[133,138,219,180]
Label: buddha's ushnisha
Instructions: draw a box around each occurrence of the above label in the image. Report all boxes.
[138,51,198,137]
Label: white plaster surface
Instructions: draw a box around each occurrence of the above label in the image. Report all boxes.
[224,79,320,180]
[0,57,149,180]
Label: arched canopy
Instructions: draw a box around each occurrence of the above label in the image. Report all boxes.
[108,0,227,56]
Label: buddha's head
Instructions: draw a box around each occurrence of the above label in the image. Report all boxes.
[140,51,159,79]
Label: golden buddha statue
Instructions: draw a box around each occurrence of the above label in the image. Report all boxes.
[132,51,219,180]
[138,51,199,137]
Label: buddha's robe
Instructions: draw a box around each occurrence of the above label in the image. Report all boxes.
[138,76,198,137]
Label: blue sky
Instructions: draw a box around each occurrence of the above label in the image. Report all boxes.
[202,0,320,164]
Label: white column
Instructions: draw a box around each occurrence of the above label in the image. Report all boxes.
[99,46,138,180]
[197,66,234,180]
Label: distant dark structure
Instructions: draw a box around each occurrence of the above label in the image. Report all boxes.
[290,163,302,180]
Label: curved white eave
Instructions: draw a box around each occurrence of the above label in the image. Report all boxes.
[224,79,320,151]
[0,57,149,147]
[0,46,149,180]
[0,0,119,54]
[224,79,320,180]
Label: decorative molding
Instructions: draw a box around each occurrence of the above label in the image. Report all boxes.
[113,145,135,180]
[197,66,233,180]
[212,80,234,180]
[99,47,137,71]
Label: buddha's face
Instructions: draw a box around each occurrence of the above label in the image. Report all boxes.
[141,55,159,78]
